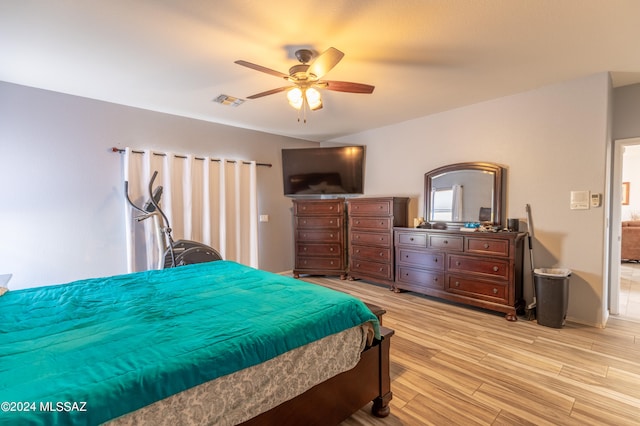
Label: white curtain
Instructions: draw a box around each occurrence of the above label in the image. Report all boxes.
[123,148,258,272]
[451,184,463,222]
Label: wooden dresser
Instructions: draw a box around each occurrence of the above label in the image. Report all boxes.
[293,199,347,279]
[348,197,409,287]
[394,228,526,320]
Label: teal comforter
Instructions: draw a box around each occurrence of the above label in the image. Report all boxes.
[0,261,379,425]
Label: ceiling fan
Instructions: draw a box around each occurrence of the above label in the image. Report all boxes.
[235,47,374,121]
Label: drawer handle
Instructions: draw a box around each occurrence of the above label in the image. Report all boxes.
[302,220,307,225]
[410,237,414,241]
[379,252,384,257]
[484,243,490,249]
[330,261,334,265]
[455,281,460,287]
[433,277,438,282]
[303,247,307,251]
[379,237,384,241]
[330,220,334,224]
[356,220,360,224]
[493,288,498,294]
[405,255,410,258]
[330,248,334,252]
[443,240,449,244]
[356,263,361,267]
[380,221,385,225]
[355,249,360,253]
[379,205,383,209]
[456,261,461,266]
[433,257,438,263]
[330,234,334,238]
[379,267,384,272]
[329,206,334,210]
[493,266,499,272]
[302,233,307,238]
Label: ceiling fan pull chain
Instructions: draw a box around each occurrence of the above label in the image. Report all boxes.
[297,96,308,123]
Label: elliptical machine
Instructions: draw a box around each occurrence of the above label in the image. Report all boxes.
[125,171,222,268]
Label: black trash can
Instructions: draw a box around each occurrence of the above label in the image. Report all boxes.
[533,268,571,328]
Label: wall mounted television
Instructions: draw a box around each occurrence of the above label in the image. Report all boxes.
[281,146,365,196]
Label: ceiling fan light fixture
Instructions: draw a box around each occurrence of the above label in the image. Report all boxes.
[287,87,303,109]
[306,87,322,110]
[287,87,322,111]
[235,46,373,119]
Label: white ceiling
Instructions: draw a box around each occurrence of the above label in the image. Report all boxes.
[2,0,640,142]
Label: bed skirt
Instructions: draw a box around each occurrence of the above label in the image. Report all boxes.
[108,324,372,425]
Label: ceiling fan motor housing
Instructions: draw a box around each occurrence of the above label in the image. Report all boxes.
[294,49,314,64]
[289,64,313,81]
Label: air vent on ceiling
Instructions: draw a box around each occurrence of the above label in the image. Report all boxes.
[213,94,245,107]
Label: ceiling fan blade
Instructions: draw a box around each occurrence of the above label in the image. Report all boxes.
[234,60,289,79]
[306,47,344,79]
[246,86,290,99]
[323,81,375,94]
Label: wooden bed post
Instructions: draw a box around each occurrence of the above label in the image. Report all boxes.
[372,326,394,417]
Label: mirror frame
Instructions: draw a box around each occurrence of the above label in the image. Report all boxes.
[424,162,505,227]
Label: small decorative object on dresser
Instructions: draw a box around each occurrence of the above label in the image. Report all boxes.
[293,198,347,279]
[348,197,409,287]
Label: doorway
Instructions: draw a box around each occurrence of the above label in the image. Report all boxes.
[610,138,640,320]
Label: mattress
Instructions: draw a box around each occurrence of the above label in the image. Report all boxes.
[0,261,379,425]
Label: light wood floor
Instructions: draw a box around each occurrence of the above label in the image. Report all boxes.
[297,275,640,426]
[620,262,640,320]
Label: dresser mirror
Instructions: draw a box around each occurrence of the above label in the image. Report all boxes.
[424,162,504,226]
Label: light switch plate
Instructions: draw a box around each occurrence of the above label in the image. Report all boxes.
[570,190,590,210]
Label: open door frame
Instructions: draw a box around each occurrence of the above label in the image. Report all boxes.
[608,137,640,316]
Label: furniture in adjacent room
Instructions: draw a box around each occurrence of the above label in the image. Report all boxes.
[394,228,526,320]
[621,220,640,261]
[348,197,409,287]
[0,261,393,425]
[292,198,347,279]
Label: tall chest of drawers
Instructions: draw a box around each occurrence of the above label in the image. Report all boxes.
[394,228,526,320]
[293,199,347,279]
[348,197,409,286]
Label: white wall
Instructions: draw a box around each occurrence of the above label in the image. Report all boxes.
[334,73,611,327]
[0,82,317,289]
[613,83,640,140]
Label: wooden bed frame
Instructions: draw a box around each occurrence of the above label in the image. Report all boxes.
[241,326,394,425]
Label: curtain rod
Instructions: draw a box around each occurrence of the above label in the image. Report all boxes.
[111,147,272,168]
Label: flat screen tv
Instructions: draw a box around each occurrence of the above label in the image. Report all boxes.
[281,146,365,196]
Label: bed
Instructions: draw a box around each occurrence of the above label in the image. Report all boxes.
[0,261,392,425]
